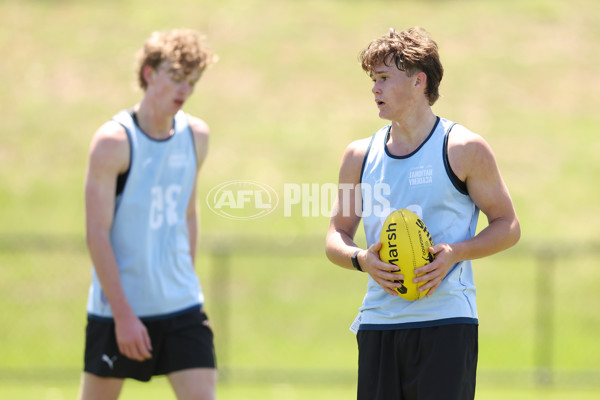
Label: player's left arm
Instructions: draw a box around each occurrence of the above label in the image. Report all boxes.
[414,128,521,296]
[186,115,210,265]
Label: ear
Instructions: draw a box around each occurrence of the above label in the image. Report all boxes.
[414,71,427,88]
[142,65,156,86]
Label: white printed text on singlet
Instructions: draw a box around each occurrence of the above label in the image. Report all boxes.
[149,184,182,229]
[408,166,433,186]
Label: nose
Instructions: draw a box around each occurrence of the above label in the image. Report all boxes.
[372,81,381,94]
[177,82,195,99]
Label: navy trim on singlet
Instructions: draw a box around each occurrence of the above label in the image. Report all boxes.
[87,304,203,324]
[384,117,440,159]
[115,109,187,196]
[359,133,377,184]
[359,317,479,331]
[442,123,469,195]
[131,110,176,143]
[185,116,198,166]
[114,110,135,196]
[115,172,128,196]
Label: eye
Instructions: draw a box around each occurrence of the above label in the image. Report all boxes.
[167,70,186,83]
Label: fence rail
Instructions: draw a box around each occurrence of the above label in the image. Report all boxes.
[1,233,599,388]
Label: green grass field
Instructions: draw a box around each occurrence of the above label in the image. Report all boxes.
[2,380,600,400]
[1,0,599,398]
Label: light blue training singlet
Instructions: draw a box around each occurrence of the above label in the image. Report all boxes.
[357,117,480,330]
[86,110,204,321]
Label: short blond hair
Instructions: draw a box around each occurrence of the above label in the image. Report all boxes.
[359,27,443,105]
[136,28,215,90]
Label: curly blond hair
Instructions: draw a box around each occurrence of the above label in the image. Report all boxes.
[136,28,216,90]
[359,27,443,105]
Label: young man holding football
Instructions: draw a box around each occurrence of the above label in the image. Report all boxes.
[325,27,520,399]
[79,29,217,400]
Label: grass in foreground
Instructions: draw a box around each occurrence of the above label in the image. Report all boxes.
[2,379,600,400]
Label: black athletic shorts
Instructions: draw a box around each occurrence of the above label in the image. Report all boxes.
[357,324,478,400]
[84,307,216,382]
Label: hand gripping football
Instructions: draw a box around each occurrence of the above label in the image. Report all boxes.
[379,208,434,300]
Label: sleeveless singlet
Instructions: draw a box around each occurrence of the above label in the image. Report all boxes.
[86,110,204,321]
[356,117,479,330]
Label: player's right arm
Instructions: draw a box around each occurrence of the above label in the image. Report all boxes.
[325,139,403,296]
[85,121,152,361]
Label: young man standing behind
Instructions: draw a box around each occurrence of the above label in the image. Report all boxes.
[326,27,520,399]
[80,29,217,400]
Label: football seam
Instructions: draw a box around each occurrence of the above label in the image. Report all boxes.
[402,210,417,298]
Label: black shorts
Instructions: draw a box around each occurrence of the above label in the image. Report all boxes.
[357,324,478,400]
[84,308,216,382]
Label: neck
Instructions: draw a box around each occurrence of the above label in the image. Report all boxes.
[134,99,175,139]
[387,109,437,156]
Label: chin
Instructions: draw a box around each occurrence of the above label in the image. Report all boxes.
[378,111,391,121]
[170,104,183,114]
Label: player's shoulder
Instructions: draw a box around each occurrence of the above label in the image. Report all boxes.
[344,137,372,161]
[184,113,210,165]
[337,137,373,182]
[448,123,492,156]
[91,120,129,150]
[345,124,390,159]
[447,123,497,180]
[88,120,130,169]
[185,113,210,138]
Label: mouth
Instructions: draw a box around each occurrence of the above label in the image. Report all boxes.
[174,99,184,107]
[375,99,386,108]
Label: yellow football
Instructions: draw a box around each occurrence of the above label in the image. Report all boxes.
[379,208,434,300]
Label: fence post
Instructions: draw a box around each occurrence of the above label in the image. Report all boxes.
[210,243,231,382]
[535,245,555,386]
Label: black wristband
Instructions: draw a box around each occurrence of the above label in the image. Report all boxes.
[351,250,362,271]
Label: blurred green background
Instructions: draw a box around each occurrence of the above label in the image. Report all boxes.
[1,0,599,398]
